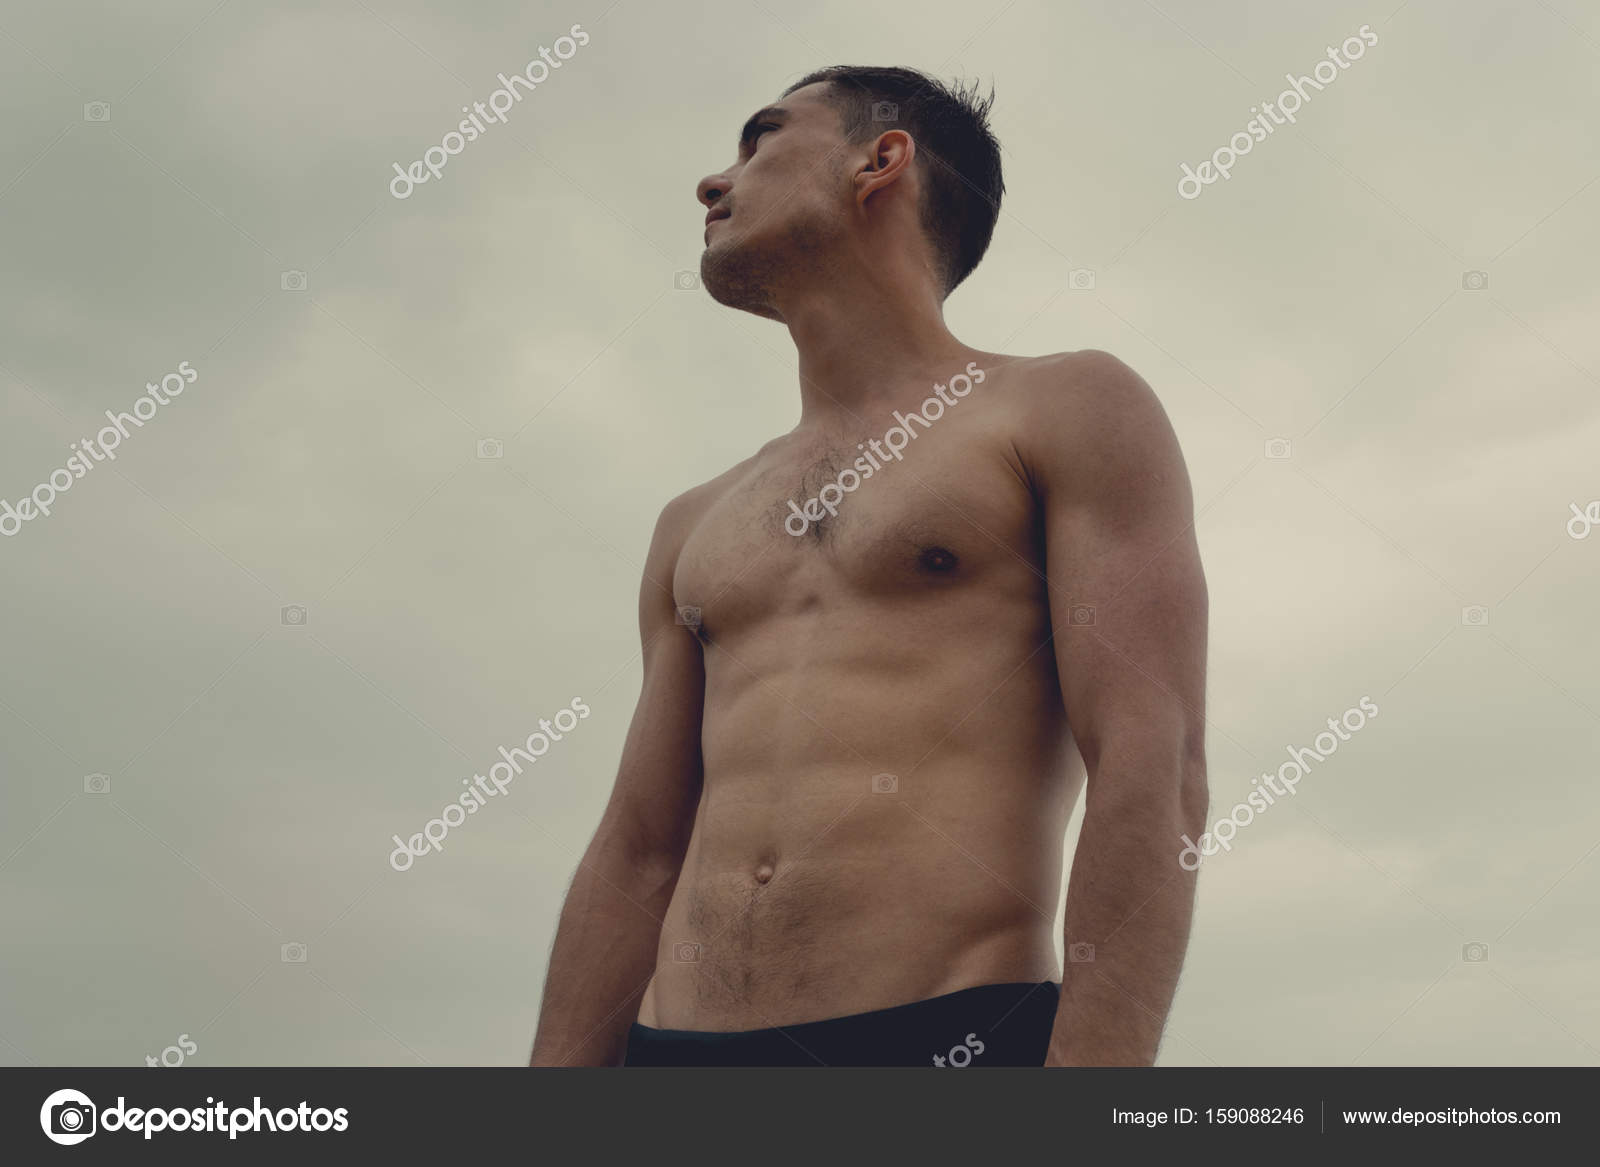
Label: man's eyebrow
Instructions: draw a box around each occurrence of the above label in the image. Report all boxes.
[738,105,788,147]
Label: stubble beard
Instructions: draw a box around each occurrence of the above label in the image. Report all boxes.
[700,213,838,321]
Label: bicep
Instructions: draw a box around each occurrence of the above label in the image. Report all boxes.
[1032,357,1208,773]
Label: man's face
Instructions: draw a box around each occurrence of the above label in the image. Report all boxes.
[697,83,853,319]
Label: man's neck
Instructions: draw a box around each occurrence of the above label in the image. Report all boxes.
[778,272,973,429]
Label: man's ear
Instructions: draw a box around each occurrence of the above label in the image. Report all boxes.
[853,130,916,205]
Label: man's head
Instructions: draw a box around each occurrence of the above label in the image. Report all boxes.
[696,66,1003,318]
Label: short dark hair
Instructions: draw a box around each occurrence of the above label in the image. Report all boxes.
[784,66,1004,296]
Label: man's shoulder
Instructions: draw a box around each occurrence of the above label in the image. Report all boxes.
[988,349,1185,495]
[988,349,1159,421]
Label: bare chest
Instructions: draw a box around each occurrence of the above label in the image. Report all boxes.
[672,419,1036,640]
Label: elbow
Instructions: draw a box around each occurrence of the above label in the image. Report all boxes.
[1080,722,1209,834]
[586,814,668,891]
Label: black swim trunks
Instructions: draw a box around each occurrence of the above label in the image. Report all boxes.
[623,980,1060,1066]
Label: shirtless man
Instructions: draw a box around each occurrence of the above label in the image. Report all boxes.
[529,66,1209,1067]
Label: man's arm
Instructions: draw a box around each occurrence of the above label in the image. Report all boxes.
[1023,351,1210,1066]
[529,495,706,1066]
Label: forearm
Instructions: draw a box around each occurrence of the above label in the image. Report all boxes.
[529,827,680,1066]
[1046,747,1206,1066]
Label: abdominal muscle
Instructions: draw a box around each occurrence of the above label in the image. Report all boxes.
[635,650,1078,1032]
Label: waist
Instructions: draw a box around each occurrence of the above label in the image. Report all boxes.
[644,761,1074,1030]
[641,869,1059,1031]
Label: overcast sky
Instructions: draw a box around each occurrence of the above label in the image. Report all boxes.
[2,0,1597,1066]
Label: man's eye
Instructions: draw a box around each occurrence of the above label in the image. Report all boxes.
[752,123,778,141]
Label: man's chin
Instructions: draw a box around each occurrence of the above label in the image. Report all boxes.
[699,249,783,320]
[698,239,739,292]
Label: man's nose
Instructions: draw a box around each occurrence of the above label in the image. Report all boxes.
[697,174,729,208]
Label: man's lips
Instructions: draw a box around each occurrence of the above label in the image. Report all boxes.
[703,209,730,245]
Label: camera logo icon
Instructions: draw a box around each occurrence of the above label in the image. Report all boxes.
[280,270,307,292]
[83,773,110,794]
[1461,605,1489,627]
[281,941,307,963]
[1068,941,1096,963]
[1462,942,1489,962]
[1068,604,1096,627]
[83,102,111,122]
[871,772,899,794]
[1264,437,1292,460]
[1068,267,1096,291]
[674,270,700,291]
[675,605,701,627]
[40,1088,96,1145]
[871,102,898,122]
[281,605,307,627]
[476,438,504,460]
[1461,270,1489,291]
[673,941,701,963]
